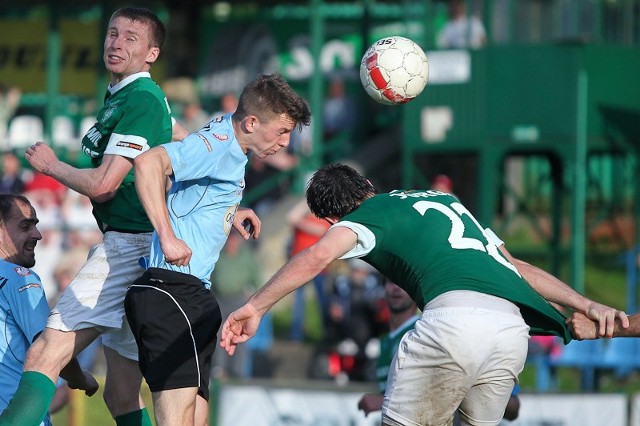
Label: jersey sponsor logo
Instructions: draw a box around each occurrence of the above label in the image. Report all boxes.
[211,132,229,142]
[14,267,31,276]
[116,141,144,151]
[196,133,212,152]
[18,282,42,292]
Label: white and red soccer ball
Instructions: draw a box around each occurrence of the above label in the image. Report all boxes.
[360,36,429,105]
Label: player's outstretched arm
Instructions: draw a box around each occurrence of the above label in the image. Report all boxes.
[221,226,358,355]
[498,244,628,338]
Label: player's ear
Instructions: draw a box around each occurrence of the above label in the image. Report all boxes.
[146,47,160,64]
[245,115,259,132]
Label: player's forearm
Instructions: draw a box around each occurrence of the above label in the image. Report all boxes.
[44,160,113,201]
[249,249,329,314]
[511,257,590,312]
[134,149,174,238]
[615,313,640,337]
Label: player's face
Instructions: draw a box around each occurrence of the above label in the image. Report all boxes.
[385,281,415,314]
[249,114,296,159]
[0,200,42,268]
[104,17,160,84]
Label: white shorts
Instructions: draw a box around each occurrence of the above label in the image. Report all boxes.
[382,291,530,426]
[47,231,152,361]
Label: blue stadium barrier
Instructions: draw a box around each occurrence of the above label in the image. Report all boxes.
[547,339,606,391]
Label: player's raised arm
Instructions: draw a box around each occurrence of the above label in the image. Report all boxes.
[221,225,357,354]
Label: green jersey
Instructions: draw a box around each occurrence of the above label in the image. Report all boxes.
[337,190,572,343]
[376,315,420,393]
[81,72,173,232]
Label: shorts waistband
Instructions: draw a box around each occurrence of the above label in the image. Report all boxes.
[104,226,152,234]
[143,267,203,287]
[426,290,521,317]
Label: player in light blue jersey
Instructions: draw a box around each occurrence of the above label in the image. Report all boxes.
[0,194,97,425]
[124,73,311,425]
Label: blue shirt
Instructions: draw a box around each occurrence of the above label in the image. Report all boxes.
[0,259,51,426]
[146,114,248,287]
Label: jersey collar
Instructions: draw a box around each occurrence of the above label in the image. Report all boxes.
[108,72,152,95]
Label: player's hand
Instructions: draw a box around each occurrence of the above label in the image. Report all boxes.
[584,301,628,338]
[357,393,384,416]
[25,142,59,175]
[220,303,262,355]
[160,237,192,266]
[566,312,598,340]
[67,370,99,397]
[233,207,261,240]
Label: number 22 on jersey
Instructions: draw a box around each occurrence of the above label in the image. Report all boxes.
[412,200,521,277]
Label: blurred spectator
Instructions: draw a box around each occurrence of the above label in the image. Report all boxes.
[181,99,211,133]
[323,78,356,141]
[210,231,262,378]
[0,83,22,148]
[30,221,63,300]
[431,174,454,193]
[23,173,66,297]
[323,259,388,381]
[24,172,67,206]
[437,0,487,49]
[286,198,332,341]
[211,92,239,119]
[244,150,298,218]
[358,281,419,416]
[0,151,26,193]
[528,335,562,358]
[61,190,103,248]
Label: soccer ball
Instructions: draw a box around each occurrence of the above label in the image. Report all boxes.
[360,36,429,105]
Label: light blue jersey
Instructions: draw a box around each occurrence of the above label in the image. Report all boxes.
[0,260,51,426]
[146,114,248,288]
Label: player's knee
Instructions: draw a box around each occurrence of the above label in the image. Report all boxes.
[103,387,142,416]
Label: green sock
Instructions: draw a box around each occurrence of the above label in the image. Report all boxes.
[0,371,55,426]
[115,408,153,426]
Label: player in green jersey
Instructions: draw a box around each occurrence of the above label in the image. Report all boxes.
[0,8,192,426]
[222,163,628,426]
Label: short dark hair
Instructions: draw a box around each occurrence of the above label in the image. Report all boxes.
[306,163,377,219]
[234,73,311,131]
[110,7,166,49]
[0,194,31,226]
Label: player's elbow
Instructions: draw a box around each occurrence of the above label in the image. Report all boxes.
[305,243,336,270]
[91,181,120,203]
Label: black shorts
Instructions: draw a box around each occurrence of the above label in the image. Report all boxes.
[124,268,221,400]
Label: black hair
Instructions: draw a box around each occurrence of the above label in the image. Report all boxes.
[306,163,377,219]
[0,194,31,226]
